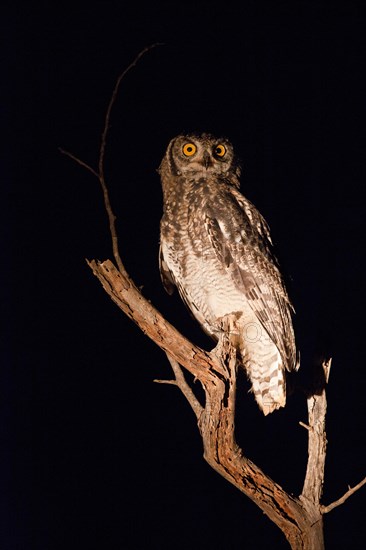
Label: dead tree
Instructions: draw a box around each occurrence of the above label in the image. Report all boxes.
[60,46,365,549]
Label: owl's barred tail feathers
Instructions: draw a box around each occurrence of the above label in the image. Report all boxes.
[243,349,286,415]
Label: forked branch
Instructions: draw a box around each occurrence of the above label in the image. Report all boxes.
[61,47,365,549]
[154,354,203,419]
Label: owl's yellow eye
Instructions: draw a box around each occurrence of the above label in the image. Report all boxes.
[214,144,226,157]
[182,143,197,156]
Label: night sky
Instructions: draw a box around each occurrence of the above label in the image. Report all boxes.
[4,2,366,548]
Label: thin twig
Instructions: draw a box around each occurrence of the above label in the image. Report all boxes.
[154,379,177,386]
[321,477,366,514]
[59,148,99,178]
[98,43,163,179]
[299,421,311,431]
[97,43,163,274]
[60,44,163,275]
[165,353,203,419]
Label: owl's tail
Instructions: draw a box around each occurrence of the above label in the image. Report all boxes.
[241,346,286,415]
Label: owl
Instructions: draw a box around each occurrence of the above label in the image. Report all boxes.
[158,133,298,415]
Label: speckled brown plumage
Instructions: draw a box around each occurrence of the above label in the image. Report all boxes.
[158,133,298,414]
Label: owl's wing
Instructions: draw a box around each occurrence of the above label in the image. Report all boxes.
[205,189,297,371]
[159,243,175,295]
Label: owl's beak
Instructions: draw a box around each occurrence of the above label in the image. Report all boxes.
[202,151,213,169]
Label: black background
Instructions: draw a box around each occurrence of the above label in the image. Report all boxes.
[4,1,366,548]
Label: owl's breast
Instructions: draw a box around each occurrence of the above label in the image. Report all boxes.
[160,180,253,334]
[160,229,248,340]
[182,249,250,332]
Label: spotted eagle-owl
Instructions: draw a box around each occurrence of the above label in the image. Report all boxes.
[158,133,298,415]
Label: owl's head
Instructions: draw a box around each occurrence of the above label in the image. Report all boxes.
[159,133,241,187]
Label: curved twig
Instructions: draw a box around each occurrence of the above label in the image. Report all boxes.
[58,148,98,178]
[98,43,163,180]
[60,43,163,275]
[98,43,163,273]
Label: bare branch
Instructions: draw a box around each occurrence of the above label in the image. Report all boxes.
[60,44,163,276]
[301,359,332,506]
[97,43,163,274]
[98,43,163,179]
[321,477,366,514]
[87,258,329,548]
[59,148,99,178]
[165,353,203,419]
[86,259,219,383]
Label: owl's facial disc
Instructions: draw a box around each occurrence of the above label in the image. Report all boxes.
[161,133,241,188]
[179,137,230,175]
